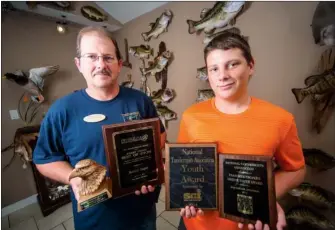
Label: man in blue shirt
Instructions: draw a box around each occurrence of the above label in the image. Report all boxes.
[33,26,166,230]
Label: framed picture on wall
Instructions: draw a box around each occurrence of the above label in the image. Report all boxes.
[16,125,71,216]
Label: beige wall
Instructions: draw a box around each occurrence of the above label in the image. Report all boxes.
[113,1,335,194]
[2,2,334,208]
[1,11,86,207]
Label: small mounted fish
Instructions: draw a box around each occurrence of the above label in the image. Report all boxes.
[289,182,335,209]
[302,148,335,171]
[156,104,177,129]
[141,9,173,42]
[140,51,172,77]
[187,1,245,35]
[151,88,176,106]
[197,89,215,102]
[81,5,107,22]
[129,44,153,59]
[291,68,335,104]
[120,73,134,88]
[196,66,208,81]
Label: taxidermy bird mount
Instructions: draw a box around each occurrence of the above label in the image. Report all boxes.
[3,65,59,103]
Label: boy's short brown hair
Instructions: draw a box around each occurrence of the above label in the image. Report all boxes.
[204,31,253,65]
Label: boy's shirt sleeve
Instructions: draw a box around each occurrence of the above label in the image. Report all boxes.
[177,113,190,143]
[275,117,305,171]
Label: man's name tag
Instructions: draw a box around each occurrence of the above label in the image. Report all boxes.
[83,114,106,123]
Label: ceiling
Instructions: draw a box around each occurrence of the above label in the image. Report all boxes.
[7,1,168,32]
[95,1,168,25]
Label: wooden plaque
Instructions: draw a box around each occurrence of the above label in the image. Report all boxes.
[102,118,164,198]
[219,154,277,229]
[165,143,218,211]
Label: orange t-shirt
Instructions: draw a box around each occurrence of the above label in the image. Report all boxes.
[177,97,305,230]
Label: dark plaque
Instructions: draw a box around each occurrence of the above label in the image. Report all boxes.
[102,118,164,198]
[219,154,277,229]
[165,143,218,210]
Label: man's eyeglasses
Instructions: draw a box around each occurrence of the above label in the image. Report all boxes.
[79,54,115,63]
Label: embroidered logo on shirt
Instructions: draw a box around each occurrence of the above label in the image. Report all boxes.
[121,112,141,122]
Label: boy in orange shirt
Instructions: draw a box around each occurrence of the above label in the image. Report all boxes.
[177,32,306,230]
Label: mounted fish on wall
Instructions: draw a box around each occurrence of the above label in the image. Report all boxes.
[203,26,248,44]
[311,2,335,47]
[81,5,107,22]
[120,73,134,88]
[141,9,173,42]
[196,89,215,102]
[291,48,335,134]
[302,148,335,172]
[129,44,154,59]
[140,50,172,77]
[26,1,74,12]
[186,1,245,35]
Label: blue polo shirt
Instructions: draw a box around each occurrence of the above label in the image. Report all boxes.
[33,87,165,230]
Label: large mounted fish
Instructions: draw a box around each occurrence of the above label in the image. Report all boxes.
[129,44,153,59]
[311,2,335,46]
[203,26,248,44]
[81,5,107,22]
[140,51,172,77]
[286,206,334,229]
[302,148,335,171]
[141,9,173,42]
[186,1,245,35]
[153,42,169,89]
[289,182,335,210]
[26,1,74,11]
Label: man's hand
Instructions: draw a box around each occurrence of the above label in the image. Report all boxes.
[180,206,204,218]
[238,202,286,230]
[135,185,155,195]
[69,177,83,201]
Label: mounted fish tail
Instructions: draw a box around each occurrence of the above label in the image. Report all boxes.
[186,1,245,35]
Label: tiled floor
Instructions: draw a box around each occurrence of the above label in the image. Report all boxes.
[2,185,180,230]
